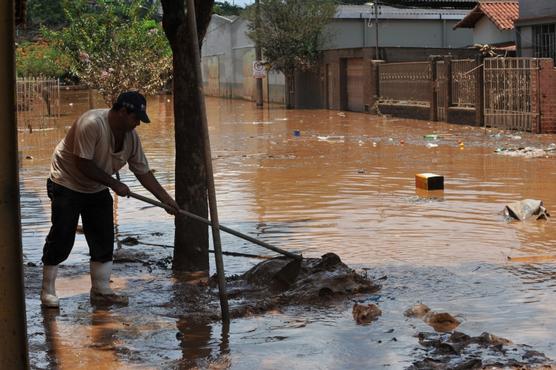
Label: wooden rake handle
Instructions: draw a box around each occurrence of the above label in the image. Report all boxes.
[128,192,302,260]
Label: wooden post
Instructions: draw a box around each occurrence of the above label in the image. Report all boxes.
[186,0,229,323]
[0,0,30,368]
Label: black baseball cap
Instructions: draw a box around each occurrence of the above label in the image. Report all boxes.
[116,91,151,123]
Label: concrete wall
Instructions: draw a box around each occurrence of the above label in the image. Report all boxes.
[473,17,515,45]
[517,0,556,58]
[322,18,473,50]
[520,0,556,20]
[201,16,286,103]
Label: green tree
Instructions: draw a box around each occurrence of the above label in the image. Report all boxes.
[46,0,172,105]
[26,0,67,28]
[16,40,71,78]
[245,0,336,108]
[213,1,243,16]
[335,0,368,4]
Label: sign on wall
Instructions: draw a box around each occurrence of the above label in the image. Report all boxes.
[252,61,266,79]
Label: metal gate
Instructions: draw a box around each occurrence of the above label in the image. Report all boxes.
[16,77,60,129]
[483,58,540,132]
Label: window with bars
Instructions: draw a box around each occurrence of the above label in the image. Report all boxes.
[534,23,556,64]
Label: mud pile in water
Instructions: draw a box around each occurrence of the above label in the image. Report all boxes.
[217,252,380,318]
[410,331,554,369]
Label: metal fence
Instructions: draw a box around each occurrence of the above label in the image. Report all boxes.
[483,58,539,132]
[451,59,477,108]
[16,77,60,130]
[378,62,431,106]
[373,56,551,132]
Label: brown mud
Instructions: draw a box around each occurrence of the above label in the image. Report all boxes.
[410,331,553,369]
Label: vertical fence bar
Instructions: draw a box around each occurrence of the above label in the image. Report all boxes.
[476,55,484,127]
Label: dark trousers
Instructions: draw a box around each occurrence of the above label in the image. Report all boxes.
[42,178,114,265]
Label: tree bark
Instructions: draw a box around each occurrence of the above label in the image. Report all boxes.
[161,0,214,272]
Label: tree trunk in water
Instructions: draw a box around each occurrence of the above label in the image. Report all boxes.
[161,0,214,272]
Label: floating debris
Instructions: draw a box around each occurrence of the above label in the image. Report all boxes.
[409,331,552,369]
[120,236,140,245]
[495,146,555,158]
[404,303,460,332]
[504,199,550,221]
[317,135,345,143]
[352,303,381,325]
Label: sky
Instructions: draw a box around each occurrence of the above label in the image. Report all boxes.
[230,0,254,6]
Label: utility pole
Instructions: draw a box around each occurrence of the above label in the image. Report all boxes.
[255,0,264,107]
[186,0,229,323]
[0,0,30,368]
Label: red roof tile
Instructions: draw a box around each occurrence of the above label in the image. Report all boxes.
[454,1,519,30]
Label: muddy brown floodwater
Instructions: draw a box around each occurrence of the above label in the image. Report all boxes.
[19,90,556,369]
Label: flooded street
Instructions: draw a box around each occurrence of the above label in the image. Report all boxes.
[20,91,556,369]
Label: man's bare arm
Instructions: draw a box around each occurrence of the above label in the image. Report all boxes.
[75,157,130,196]
[135,171,179,215]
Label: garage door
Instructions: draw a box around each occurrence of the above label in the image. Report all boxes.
[347,58,364,112]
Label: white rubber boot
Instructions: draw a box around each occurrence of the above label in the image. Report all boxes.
[40,265,60,308]
[90,261,128,306]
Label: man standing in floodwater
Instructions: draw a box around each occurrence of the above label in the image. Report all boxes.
[40,91,180,308]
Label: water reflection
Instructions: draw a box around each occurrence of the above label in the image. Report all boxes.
[40,308,61,369]
[176,319,230,369]
[39,307,124,369]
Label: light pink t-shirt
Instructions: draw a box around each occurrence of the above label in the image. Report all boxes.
[50,109,150,193]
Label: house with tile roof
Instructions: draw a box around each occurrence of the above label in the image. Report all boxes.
[453,0,519,52]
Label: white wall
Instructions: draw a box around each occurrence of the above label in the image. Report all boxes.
[201,16,285,102]
[322,18,473,49]
[473,17,515,45]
